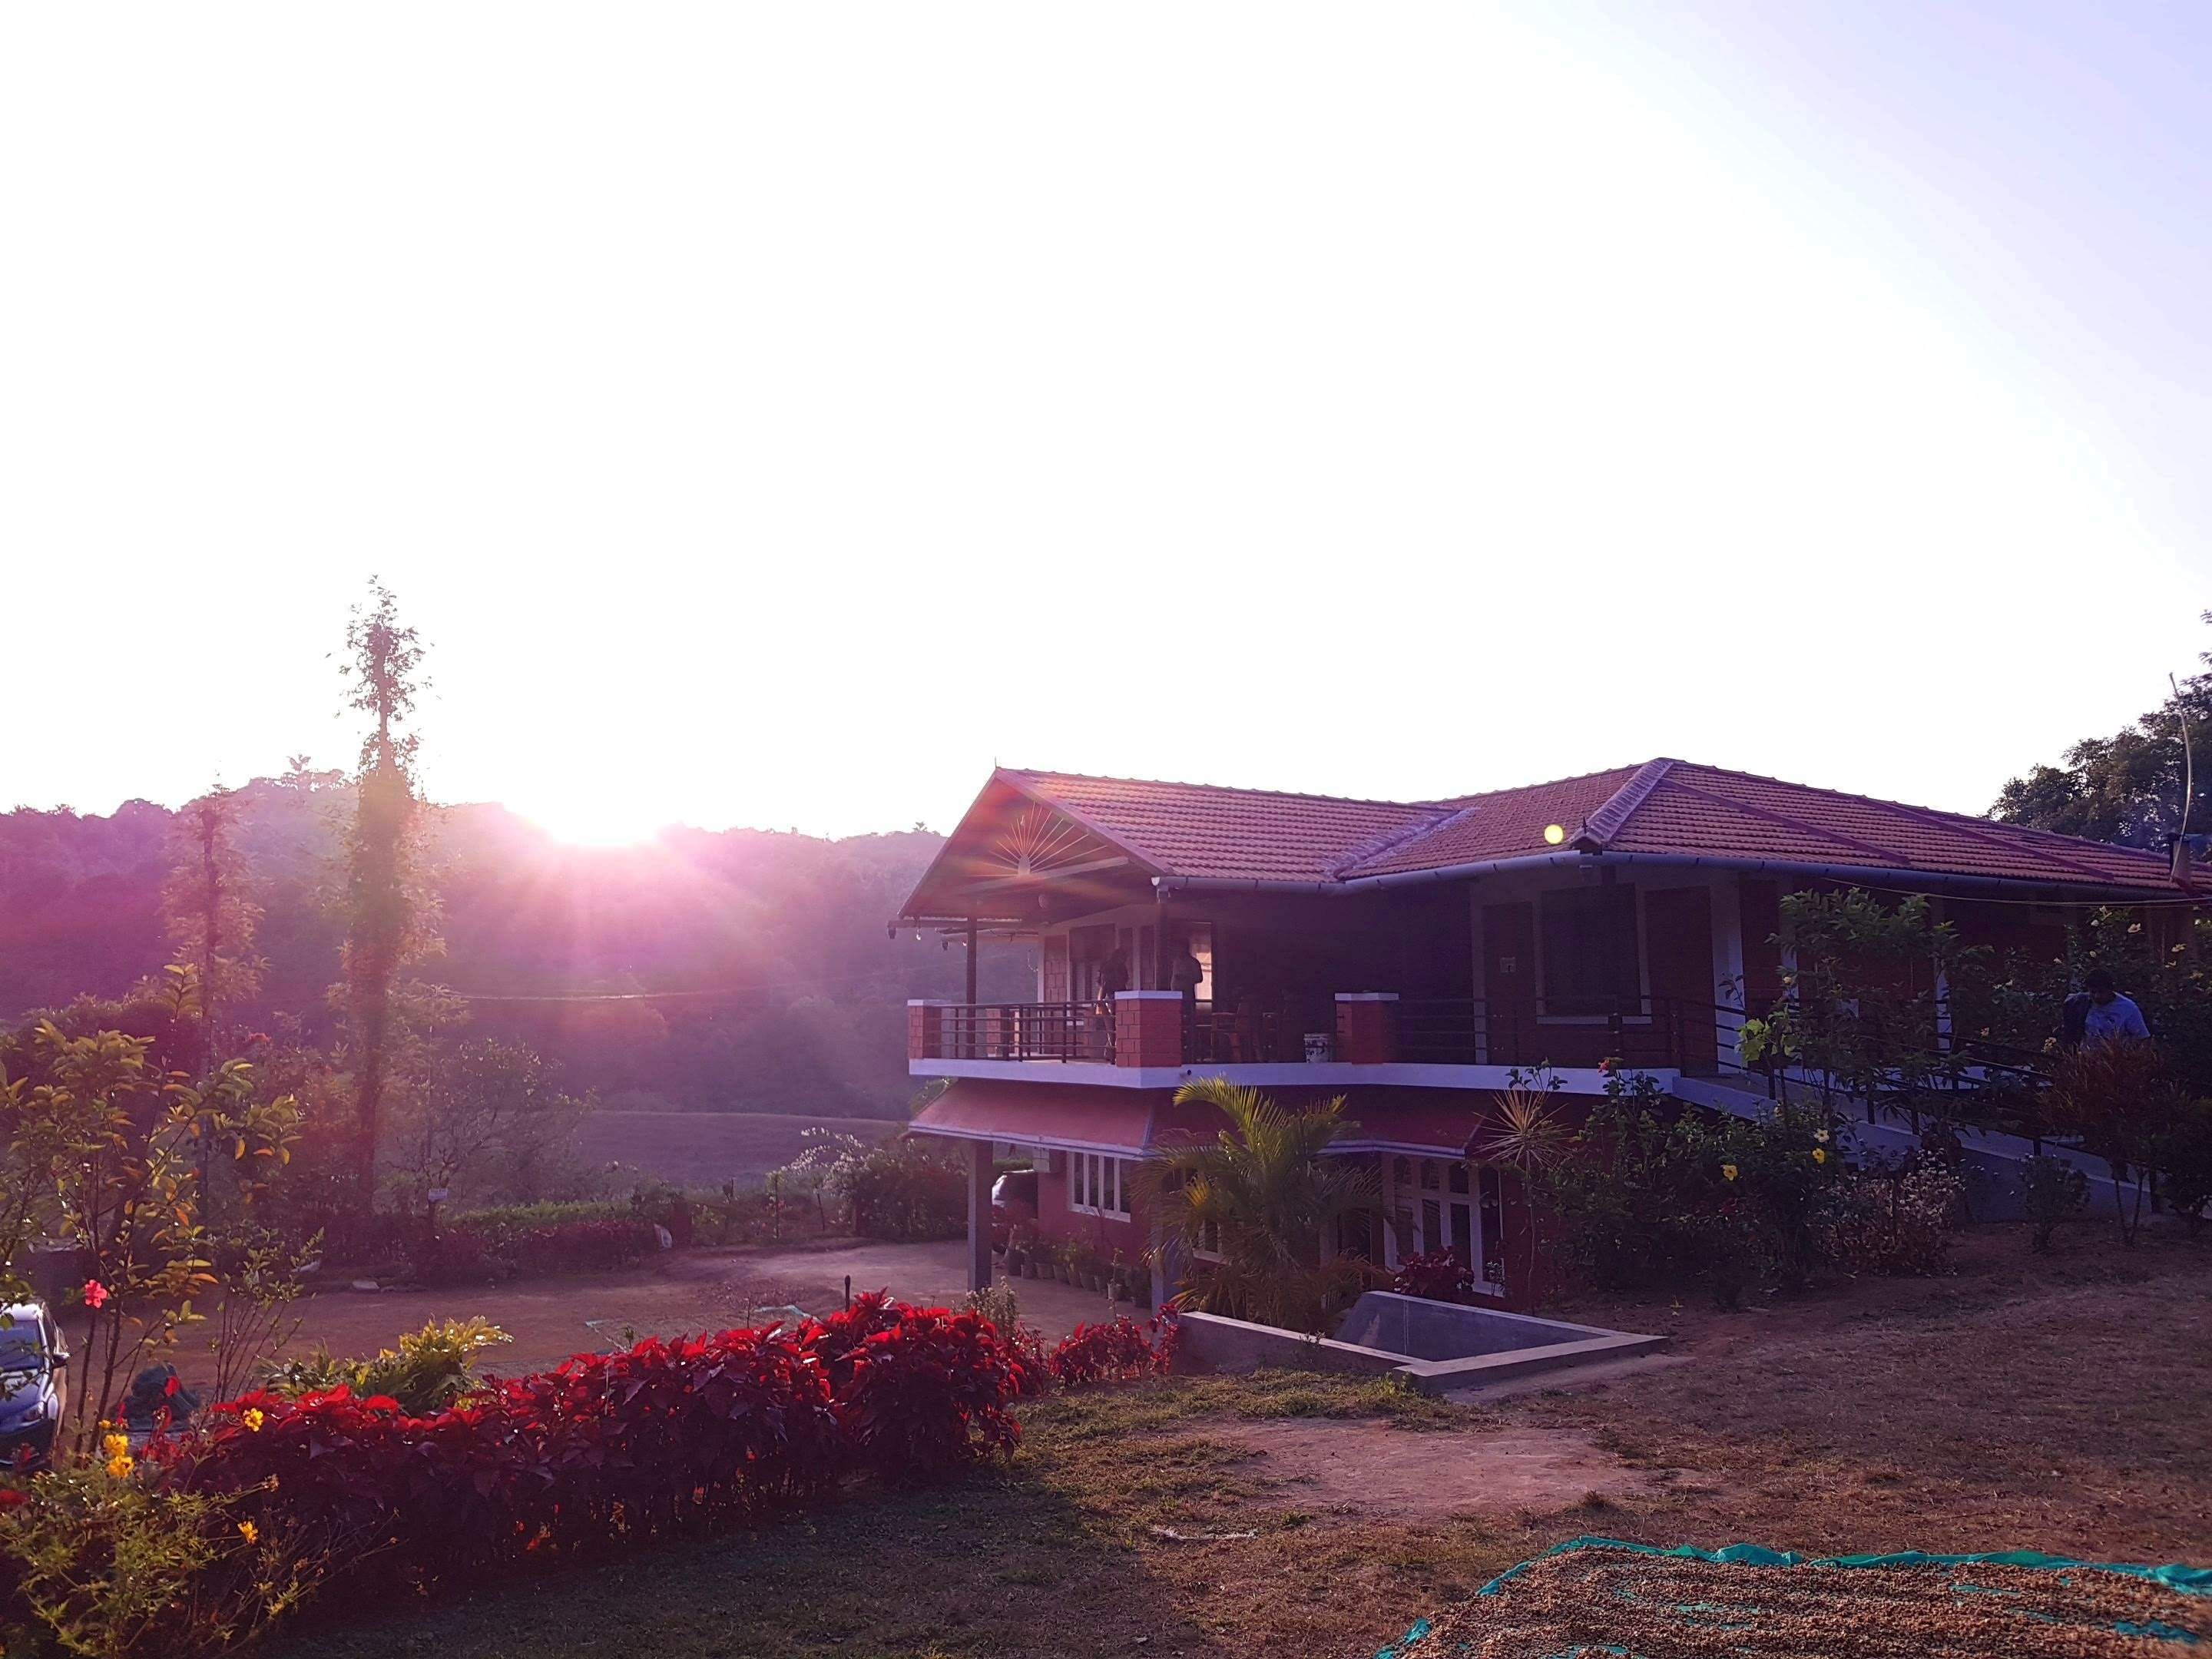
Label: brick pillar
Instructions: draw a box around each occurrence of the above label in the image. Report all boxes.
[906,999,952,1061]
[1114,991,1185,1067]
[1333,993,1399,1064]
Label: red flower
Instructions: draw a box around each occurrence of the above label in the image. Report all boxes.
[0,1488,28,1509]
[81,1280,109,1310]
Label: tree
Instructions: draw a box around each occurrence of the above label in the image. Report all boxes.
[1993,610,2212,846]
[2,1022,300,1451]
[338,577,437,1206]
[2044,1038,2193,1247]
[1742,890,1991,1138]
[1138,1079,1379,1333]
[386,1035,588,1211]
[162,786,265,1050]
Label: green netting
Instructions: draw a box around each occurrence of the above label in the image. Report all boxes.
[1373,1535,2212,1658]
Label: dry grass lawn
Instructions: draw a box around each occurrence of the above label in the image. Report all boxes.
[276,1221,2212,1659]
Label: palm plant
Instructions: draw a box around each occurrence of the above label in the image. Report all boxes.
[1138,1079,1379,1333]
[1465,1086,1574,1301]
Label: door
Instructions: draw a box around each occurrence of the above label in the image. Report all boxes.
[1482,902,1535,1063]
[1644,886,1716,1069]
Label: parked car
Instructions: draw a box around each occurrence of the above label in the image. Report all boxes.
[0,1301,68,1472]
[990,1169,1038,1250]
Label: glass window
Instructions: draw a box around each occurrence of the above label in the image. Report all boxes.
[1539,886,1641,1016]
[1479,1166,1506,1285]
[1071,1153,1130,1218]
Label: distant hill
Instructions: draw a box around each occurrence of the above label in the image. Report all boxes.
[0,776,1031,1118]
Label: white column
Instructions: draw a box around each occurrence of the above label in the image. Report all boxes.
[964,1138,993,1293]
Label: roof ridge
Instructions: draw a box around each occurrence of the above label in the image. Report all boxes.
[1000,766,1433,813]
[1436,760,1654,807]
[1330,803,1472,878]
[1575,758,1674,850]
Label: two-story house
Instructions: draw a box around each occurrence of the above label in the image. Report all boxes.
[896,759,2192,1307]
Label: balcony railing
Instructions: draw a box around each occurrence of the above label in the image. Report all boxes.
[935,1002,1116,1063]
[912,993,2055,1120]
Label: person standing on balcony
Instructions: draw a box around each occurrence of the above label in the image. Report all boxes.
[1098,943,1130,1005]
[1169,937,1205,1003]
[2065,969,2151,1047]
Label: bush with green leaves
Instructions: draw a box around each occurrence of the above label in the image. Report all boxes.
[1534,1072,1851,1305]
[0,1456,315,1659]
[2020,1155,2089,1253]
[835,1137,965,1241]
[262,1317,510,1416]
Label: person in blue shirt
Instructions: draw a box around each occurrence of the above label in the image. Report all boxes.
[2063,969,2151,1047]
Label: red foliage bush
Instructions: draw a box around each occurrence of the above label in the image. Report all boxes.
[1389,1248,1475,1303]
[809,1295,1037,1482]
[1045,1313,1179,1388]
[148,1299,1031,1615]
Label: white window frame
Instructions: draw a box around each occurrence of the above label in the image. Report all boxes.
[1381,1154,1505,1297]
[1069,1151,1131,1219]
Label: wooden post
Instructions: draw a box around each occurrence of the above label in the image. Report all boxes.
[965,1138,993,1294]
[965,917,978,1005]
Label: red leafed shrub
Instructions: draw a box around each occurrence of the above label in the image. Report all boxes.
[148,1300,1032,1615]
[1045,1313,1180,1388]
[807,1295,1038,1483]
[1389,1249,1475,1303]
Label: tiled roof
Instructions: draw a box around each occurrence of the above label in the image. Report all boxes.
[999,760,2181,895]
[1000,770,1439,884]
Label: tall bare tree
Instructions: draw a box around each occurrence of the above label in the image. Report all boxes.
[339,577,435,1205]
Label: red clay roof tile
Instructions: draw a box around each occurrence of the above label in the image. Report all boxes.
[996,760,2180,895]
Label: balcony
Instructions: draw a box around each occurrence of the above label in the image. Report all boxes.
[909,992,1749,1077]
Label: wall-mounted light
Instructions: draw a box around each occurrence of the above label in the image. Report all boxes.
[1543,823,1566,846]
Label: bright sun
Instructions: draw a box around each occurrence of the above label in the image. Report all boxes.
[518,794,670,848]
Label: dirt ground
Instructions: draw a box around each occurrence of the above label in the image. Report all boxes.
[196,1237,1120,1386]
[1208,1418,1654,1522]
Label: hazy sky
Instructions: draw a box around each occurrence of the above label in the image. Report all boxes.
[5,2,2208,844]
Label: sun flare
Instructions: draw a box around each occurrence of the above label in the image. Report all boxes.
[518,794,670,848]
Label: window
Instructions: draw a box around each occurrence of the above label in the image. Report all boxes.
[1382,1154,1503,1296]
[1194,1217,1224,1261]
[1069,1151,1130,1219]
[1538,885,1642,1018]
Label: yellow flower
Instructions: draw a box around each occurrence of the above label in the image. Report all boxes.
[241,1408,265,1432]
[237,1521,259,1545]
[106,1455,133,1480]
[1812,1147,1829,1164]
[1721,1164,1739,1182]
[102,1432,128,1461]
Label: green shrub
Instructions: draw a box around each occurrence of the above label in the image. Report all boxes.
[836,1137,965,1241]
[1535,1083,1851,1305]
[0,1459,314,1658]
[2021,1155,2088,1253]
[263,1318,511,1416]
[2154,1099,2212,1238]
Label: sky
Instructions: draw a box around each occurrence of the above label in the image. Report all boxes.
[5,2,2209,845]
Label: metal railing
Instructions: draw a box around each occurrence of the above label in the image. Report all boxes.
[935,1002,1114,1063]
[1186,1000,1303,1064]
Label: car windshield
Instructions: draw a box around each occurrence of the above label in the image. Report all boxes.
[0,1332,45,1373]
